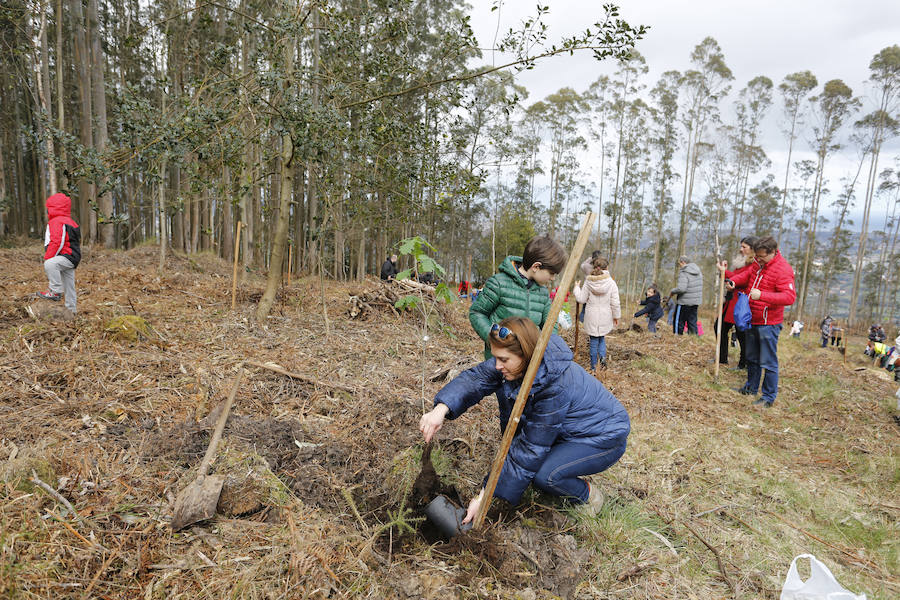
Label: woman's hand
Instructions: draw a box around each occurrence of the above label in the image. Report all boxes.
[716,260,727,272]
[749,288,761,300]
[461,488,485,525]
[419,404,449,443]
[725,279,735,291]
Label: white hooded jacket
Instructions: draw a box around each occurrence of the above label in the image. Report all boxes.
[574,272,621,337]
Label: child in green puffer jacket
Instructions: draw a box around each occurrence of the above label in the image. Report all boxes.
[469,235,567,358]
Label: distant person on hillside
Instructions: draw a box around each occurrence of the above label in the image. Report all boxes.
[868,323,887,343]
[830,321,843,347]
[670,255,703,335]
[820,315,834,348]
[580,249,604,276]
[469,235,567,359]
[37,193,81,315]
[419,317,630,520]
[790,320,803,338]
[718,236,796,408]
[574,256,621,372]
[664,295,676,328]
[718,236,758,367]
[633,285,664,333]
[458,280,470,298]
[380,254,398,281]
[577,250,603,323]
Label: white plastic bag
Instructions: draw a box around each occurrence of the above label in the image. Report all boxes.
[780,554,866,600]
[557,310,572,330]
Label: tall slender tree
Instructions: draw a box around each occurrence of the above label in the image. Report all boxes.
[777,71,817,242]
[847,45,900,326]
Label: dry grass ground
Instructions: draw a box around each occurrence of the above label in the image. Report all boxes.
[0,243,897,599]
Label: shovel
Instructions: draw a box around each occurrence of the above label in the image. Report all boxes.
[170,366,244,530]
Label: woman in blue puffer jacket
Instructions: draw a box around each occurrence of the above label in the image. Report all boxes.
[419,316,630,523]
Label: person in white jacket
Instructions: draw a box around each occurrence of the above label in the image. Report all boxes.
[574,256,621,371]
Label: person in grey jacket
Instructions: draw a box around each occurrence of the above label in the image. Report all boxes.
[669,256,703,335]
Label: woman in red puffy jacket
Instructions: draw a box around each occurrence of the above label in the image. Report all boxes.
[718,236,757,368]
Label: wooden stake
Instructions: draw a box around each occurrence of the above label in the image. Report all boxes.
[231,221,243,310]
[574,302,581,356]
[713,267,725,381]
[474,212,596,529]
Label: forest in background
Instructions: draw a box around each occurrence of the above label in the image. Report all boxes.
[0,0,898,325]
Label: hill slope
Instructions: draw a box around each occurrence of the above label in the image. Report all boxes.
[0,244,897,599]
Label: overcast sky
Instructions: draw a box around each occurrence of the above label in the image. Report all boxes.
[466,0,900,232]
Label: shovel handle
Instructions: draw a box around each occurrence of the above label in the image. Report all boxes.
[197,366,244,477]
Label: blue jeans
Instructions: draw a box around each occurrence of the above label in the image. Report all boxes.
[589,335,606,369]
[673,304,698,335]
[533,438,628,502]
[647,318,659,333]
[743,324,782,403]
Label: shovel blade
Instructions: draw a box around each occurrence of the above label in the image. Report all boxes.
[170,474,226,531]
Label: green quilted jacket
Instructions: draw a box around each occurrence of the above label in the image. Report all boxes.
[469,256,552,358]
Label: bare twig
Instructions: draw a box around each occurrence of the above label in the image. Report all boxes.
[682,520,736,597]
[246,360,355,393]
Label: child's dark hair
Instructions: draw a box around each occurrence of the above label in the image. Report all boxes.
[648,283,658,295]
[522,235,567,274]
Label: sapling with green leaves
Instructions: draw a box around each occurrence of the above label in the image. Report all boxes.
[393,236,455,409]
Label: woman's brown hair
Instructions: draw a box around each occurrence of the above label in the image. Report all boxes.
[489,316,541,379]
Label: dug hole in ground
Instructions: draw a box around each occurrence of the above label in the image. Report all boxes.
[0,243,897,599]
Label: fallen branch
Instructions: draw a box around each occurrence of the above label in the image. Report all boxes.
[682,520,735,597]
[246,360,356,393]
[616,559,658,582]
[31,471,75,518]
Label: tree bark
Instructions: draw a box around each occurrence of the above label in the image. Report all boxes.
[87,0,112,246]
[35,5,57,195]
[257,132,294,321]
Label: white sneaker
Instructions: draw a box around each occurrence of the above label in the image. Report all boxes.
[580,481,605,517]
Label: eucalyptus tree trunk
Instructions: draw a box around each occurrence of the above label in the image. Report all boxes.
[55,0,66,191]
[257,23,297,321]
[35,5,57,195]
[70,0,94,241]
[88,0,113,246]
[304,6,320,274]
[796,155,826,320]
[158,160,167,271]
[849,130,886,327]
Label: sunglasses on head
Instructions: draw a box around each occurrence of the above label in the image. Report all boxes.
[491,323,515,339]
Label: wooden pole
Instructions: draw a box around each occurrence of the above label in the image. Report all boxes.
[574,302,581,356]
[713,267,725,380]
[473,212,596,529]
[231,221,243,310]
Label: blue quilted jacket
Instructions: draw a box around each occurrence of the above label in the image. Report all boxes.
[434,335,630,504]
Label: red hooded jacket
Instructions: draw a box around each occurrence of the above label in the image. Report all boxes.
[729,251,795,326]
[43,193,81,267]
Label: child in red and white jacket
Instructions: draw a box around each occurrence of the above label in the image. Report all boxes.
[39,193,81,314]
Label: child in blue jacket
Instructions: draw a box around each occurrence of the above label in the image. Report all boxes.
[419,316,630,521]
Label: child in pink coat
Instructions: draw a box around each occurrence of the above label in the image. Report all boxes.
[573,257,620,370]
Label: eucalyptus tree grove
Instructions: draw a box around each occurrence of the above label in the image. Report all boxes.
[2,2,898,323]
